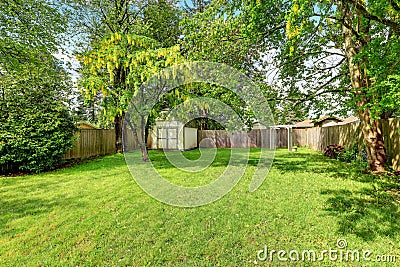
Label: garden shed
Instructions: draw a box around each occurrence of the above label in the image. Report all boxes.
[148,118,197,151]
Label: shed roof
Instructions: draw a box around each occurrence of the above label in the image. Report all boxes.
[76,121,99,129]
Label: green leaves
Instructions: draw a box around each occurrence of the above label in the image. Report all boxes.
[0,0,67,50]
[0,0,75,173]
[0,82,76,174]
[77,32,184,121]
[180,0,255,71]
[0,0,69,78]
[363,75,400,119]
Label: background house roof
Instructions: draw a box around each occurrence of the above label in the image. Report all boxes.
[293,116,358,128]
[293,119,314,128]
[314,115,343,123]
[338,116,360,125]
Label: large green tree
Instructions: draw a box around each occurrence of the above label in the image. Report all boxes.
[70,0,181,45]
[0,0,76,173]
[180,0,310,126]
[179,0,284,128]
[77,32,184,158]
[181,0,400,170]
[235,0,400,171]
[71,0,183,154]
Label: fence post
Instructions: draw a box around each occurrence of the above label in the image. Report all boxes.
[287,126,293,151]
[269,127,276,149]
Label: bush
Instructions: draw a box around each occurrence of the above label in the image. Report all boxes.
[337,143,358,162]
[336,143,368,172]
[337,143,368,163]
[324,143,368,171]
[0,90,77,174]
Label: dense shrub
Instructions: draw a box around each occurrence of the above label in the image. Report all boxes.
[337,143,358,162]
[337,143,368,163]
[324,143,368,163]
[0,90,76,174]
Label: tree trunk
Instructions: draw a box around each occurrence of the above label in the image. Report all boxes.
[139,115,150,162]
[358,109,386,172]
[140,145,150,162]
[123,122,129,152]
[125,113,149,162]
[133,126,149,162]
[339,1,386,172]
[114,114,123,153]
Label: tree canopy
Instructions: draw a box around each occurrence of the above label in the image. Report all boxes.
[236,0,400,170]
[0,0,76,173]
[77,31,184,156]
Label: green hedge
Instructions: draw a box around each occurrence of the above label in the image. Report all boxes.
[0,91,76,174]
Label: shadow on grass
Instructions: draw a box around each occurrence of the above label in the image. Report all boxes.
[257,148,400,241]
[148,148,400,241]
[274,150,400,241]
[272,149,373,183]
[272,150,351,175]
[0,195,87,235]
[321,185,400,241]
[147,148,363,176]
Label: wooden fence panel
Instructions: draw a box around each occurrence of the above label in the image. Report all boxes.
[63,129,138,160]
[276,128,288,148]
[64,122,399,168]
[293,129,307,146]
[245,129,271,148]
[385,119,400,171]
[198,129,276,148]
[292,119,400,171]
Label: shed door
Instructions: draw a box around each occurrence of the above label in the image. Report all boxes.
[157,127,179,150]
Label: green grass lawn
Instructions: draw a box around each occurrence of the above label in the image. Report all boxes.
[1,148,399,266]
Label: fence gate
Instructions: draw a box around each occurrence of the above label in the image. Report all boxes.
[157,127,179,150]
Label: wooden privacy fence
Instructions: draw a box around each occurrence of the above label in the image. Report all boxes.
[292,119,400,171]
[198,119,400,171]
[66,119,400,170]
[64,129,138,159]
[198,128,295,149]
[198,129,274,148]
[382,119,400,171]
[293,123,363,151]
